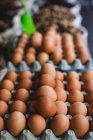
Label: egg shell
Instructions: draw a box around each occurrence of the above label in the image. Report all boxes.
[18,71,32,80]
[9,100,27,114]
[26,47,36,54]
[24,53,36,65]
[81,70,93,82]
[51,50,62,64]
[88,102,93,117]
[28,101,37,113]
[55,34,62,47]
[36,85,57,101]
[69,102,87,116]
[41,63,56,79]
[85,91,93,103]
[74,32,84,47]
[56,101,68,115]
[0,117,4,131]
[82,80,93,92]
[70,115,89,138]
[63,33,74,47]
[55,80,64,88]
[68,90,84,104]
[11,53,22,66]
[5,71,17,82]
[14,48,24,56]
[31,32,43,48]
[66,71,79,81]
[55,87,67,102]
[50,114,70,136]
[66,79,81,91]
[65,51,76,64]
[0,101,8,117]
[36,97,57,117]
[0,89,12,102]
[56,71,64,81]
[1,80,14,91]
[18,78,32,90]
[21,33,28,40]
[17,42,26,49]
[37,52,49,65]
[39,74,56,88]
[14,88,30,102]
[27,114,46,136]
[7,111,26,136]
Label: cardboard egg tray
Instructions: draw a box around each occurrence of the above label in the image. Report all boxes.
[0,70,93,140]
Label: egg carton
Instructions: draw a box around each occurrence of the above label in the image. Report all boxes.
[0,68,8,82]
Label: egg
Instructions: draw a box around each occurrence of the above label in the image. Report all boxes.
[5,71,17,82]
[86,91,93,103]
[90,120,93,131]
[17,42,25,49]
[18,78,32,90]
[37,52,49,65]
[50,114,70,136]
[0,117,4,131]
[11,53,22,66]
[63,33,74,48]
[31,32,43,48]
[36,85,57,101]
[18,71,32,80]
[28,114,46,136]
[7,111,26,136]
[14,48,24,56]
[36,97,57,117]
[69,102,87,116]
[66,79,81,91]
[41,63,56,78]
[55,80,64,88]
[14,88,30,102]
[56,101,67,115]
[68,90,84,104]
[28,101,37,113]
[1,80,14,91]
[55,34,62,46]
[55,87,67,102]
[74,32,84,47]
[0,101,8,116]
[51,50,62,64]
[9,100,27,114]
[26,47,36,54]
[81,70,93,82]
[24,53,36,65]
[66,71,79,81]
[70,115,89,138]
[65,51,76,64]
[21,33,28,40]
[39,74,56,88]
[0,89,12,102]
[83,80,93,92]
[88,102,93,117]
[56,71,64,81]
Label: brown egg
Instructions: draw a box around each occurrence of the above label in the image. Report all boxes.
[28,114,46,136]
[55,80,64,88]
[55,87,67,102]
[50,114,69,136]
[7,111,26,136]
[41,63,56,78]
[28,101,37,113]
[56,71,64,81]
[88,102,93,117]
[14,48,24,56]
[39,74,56,88]
[66,79,81,91]
[36,85,57,101]
[65,51,76,64]
[37,52,49,65]
[9,100,27,114]
[31,32,43,48]
[1,80,14,91]
[51,50,62,64]
[18,78,32,90]
[11,53,22,66]
[17,41,25,49]
[5,71,17,82]
[21,32,28,40]
[24,53,36,65]
[0,101,8,116]
[81,70,93,82]
[56,101,67,115]
[83,80,93,92]
[74,32,84,47]
[86,91,93,103]
[66,71,79,81]
[14,88,30,102]
[36,97,57,117]
[26,47,36,54]
[63,33,74,48]
[90,120,93,131]
[0,117,4,131]
[68,90,84,104]
[70,115,89,138]
[55,34,62,46]
[18,71,32,80]
[0,89,12,102]
[69,102,87,116]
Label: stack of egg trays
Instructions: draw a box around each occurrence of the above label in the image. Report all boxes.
[0,70,93,140]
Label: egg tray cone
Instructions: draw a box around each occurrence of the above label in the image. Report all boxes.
[0,129,93,140]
